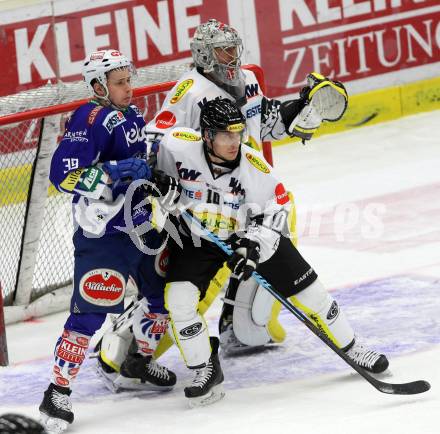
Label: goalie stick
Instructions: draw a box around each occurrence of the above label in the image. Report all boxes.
[184,210,431,396]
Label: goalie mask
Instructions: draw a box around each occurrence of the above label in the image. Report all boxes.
[191,19,244,88]
[82,49,136,102]
[200,98,247,163]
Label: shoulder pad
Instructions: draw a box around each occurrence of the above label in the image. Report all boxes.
[102,110,126,134]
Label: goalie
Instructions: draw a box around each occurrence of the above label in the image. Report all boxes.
[96,18,349,387]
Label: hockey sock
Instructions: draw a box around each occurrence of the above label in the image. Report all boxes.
[51,329,90,389]
[132,299,169,356]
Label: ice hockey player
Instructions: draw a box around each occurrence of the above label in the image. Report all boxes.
[97,18,350,378]
[38,49,176,433]
[156,98,388,407]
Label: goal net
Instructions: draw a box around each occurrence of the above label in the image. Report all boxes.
[0,63,270,334]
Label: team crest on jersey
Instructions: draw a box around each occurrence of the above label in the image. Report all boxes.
[172,131,201,141]
[170,79,193,104]
[79,268,125,306]
[103,110,126,133]
[245,153,270,173]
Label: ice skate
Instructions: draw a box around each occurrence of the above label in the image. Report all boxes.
[184,337,225,408]
[113,353,176,392]
[346,340,389,373]
[39,383,73,434]
[219,322,263,356]
[95,355,121,393]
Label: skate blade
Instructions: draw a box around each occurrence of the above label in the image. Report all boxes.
[113,374,175,392]
[40,412,70,434]
[96,363,121,393]
[188,384,225,408]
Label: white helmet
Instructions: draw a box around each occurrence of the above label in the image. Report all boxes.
[190,19,243,86]
[82,49,135,99]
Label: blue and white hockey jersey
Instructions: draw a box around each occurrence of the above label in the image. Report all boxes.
[50,101,151,236]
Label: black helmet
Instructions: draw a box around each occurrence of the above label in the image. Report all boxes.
[200,98,245,139]
[0,413,46,433]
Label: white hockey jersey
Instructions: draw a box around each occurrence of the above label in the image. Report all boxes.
[147,68,288,149]
[157,128,292,262]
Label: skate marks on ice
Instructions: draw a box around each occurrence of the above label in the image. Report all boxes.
[0,275,439,406]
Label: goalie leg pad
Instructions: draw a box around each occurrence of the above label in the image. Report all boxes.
[290,279,354,348]
[165,281,211,368]
[231,279,272,347]
[97,300,139,373]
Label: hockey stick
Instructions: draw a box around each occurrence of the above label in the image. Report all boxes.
[184,210,431,396]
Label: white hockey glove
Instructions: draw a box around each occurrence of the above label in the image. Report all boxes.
[282,72,348,143]
[227,237,260,282]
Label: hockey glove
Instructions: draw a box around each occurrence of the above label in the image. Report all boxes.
[148,170,181,233]
[102,158,152,186]
[282,72,348,143]
[227,238,260,282]
[151,170,181,202]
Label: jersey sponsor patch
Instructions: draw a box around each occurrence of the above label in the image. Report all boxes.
[172,131,201,141]
[78,167,105,193]
[88,105,103,125]
[60,168,84,192]
[245,152,270,173]
[170,79,193,104]
[176,162,201,181]
[155,111,176,129]
[103,110,126,133]
[193,210,237,233]
[275,183,289,205]
[79,268,125,307]
[63,129,89,143]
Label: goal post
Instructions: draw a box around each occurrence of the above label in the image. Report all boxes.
[0,63,270,364]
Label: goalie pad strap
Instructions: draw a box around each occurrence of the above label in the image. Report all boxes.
[221,297,251,309]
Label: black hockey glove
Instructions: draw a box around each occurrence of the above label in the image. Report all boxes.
[152,170,181,203]
[227,238,260,282]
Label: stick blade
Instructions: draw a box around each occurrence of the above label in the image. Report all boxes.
[376,379,431,395]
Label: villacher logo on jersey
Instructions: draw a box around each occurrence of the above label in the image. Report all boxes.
[79,269,125,307]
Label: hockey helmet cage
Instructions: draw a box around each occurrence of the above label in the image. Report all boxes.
[82,49,135,97]
[190,19,243,85]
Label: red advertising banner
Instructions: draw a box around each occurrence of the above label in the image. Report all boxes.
[0,0,439,97]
